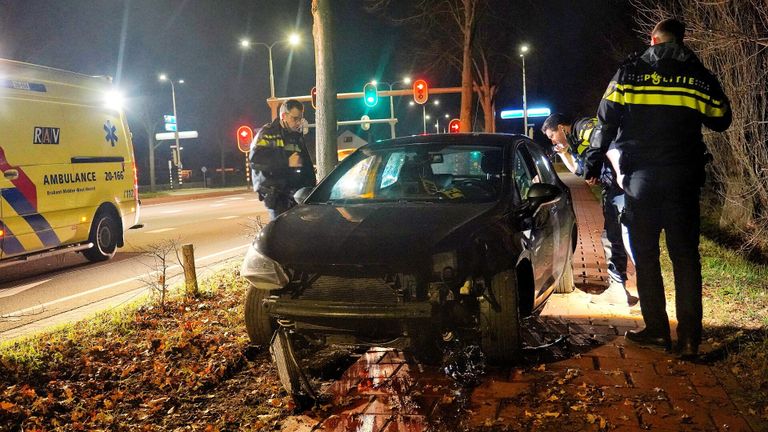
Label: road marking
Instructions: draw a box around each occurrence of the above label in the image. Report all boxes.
[221,197,245,201]
[145,228,176,234]
[209,203,226,207]
[0,279,51,299]
[2,244,250,318]
[217,216,239,220]
[161,209,183,214]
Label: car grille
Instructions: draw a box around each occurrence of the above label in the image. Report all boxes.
[300,276,400,304]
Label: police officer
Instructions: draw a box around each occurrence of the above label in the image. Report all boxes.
[585,19,731,358]
[542,114,634,306]
[249,99,316,220]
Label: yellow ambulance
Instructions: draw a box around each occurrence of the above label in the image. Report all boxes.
[0,59,140,266]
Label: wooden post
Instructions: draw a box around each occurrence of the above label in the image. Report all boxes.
[182,244,198,297]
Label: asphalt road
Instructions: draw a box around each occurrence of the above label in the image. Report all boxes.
[0,190,267,338]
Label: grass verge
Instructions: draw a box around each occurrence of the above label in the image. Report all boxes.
[0,262,291,431]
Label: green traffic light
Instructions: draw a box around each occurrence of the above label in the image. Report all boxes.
[363,83,378,107]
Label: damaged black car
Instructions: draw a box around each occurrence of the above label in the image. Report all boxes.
[241,133,577,363]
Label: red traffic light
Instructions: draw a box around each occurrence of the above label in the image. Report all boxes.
[448,118,460,133]
[311,86,317,110]
[236,125,253,153]
[413,79,429,105]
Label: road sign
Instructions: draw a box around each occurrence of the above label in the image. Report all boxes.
[500,107,551,119]
[155,131,199,140]
[361,115,371,131]
[201,166,207,173]
[164,123,178,132]
[163,115,177,124]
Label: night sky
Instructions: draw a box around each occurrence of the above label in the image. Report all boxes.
[0,0,643,185]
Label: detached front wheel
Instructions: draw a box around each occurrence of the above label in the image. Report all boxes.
[479,270,521,364]
[83,213,119,262]
[244,286,278,346]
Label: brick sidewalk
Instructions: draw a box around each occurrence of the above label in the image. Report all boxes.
[284,173,763,431]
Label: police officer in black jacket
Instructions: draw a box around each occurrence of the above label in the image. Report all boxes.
[542,114,633,306]
[249,100,316,220]
[584,19,731,359]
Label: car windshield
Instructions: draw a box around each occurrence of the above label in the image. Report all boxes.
[309,143,504,204]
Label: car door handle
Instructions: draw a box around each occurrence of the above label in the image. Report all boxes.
[3,169,19,180]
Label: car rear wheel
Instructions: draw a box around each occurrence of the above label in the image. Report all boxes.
[554,247,576,293]
[245,286,278,346]
[480,270,521,363]
[83,212,119,262]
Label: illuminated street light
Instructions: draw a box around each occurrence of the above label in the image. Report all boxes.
[403,76,411,85]
[240,32,302,99]
[520,44,530,135]
[434,100,440,106]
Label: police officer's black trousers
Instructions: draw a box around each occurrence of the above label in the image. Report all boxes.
[623,167,702,345]
[601,185,631,283]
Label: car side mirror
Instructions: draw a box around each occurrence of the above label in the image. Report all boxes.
[526,183,561,211]
[293,186,313,204]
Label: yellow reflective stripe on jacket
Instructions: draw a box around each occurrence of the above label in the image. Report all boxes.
[255,134,285,148]
[605,84,727,118]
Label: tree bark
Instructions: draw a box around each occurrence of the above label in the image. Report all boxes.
[312,0,338,180]
[459,0,475,132]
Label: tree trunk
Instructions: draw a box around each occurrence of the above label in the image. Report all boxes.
[459,0,474,132]
[312,0,338,180]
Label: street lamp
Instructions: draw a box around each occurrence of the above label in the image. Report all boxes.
[370,76,412,138]
[519,44,530,136]
[159,73,184,187]
[240,32,301,99]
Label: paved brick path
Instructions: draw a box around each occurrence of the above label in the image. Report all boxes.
[285,173,763,431]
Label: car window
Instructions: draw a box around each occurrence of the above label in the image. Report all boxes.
[512,146,536,200]
[526,142,558,185]
[311,144,504,204]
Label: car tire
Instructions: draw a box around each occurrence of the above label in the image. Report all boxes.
[83,212,119,262]
[554,247,576,294]
[480,270,521,364]
[245,286,277,346]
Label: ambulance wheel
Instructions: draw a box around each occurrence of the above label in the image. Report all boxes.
[83,213,119,262]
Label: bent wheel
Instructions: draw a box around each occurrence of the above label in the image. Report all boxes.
[245,285,278,346]
[480,270,521,364]
[83,213,119,262]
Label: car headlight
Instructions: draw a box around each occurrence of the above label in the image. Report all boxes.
[240,242,289,289]
[431,251,458,281]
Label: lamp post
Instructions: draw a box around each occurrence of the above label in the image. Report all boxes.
[371,76,411,138]
[159,74,184,187]
[240,32,301,100]
[519,44,529,136]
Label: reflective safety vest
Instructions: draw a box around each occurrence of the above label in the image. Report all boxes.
[585,42,731,179]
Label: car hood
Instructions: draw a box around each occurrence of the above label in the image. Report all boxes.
[259,202,496,271]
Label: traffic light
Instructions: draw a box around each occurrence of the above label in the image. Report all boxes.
[311,86,317,110]
[236,125,253,153]
[413,79,429,105]
[448,118,460,133]
[363,82,378,107]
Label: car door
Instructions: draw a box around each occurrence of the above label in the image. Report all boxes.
[525,142,573,282]
[511,142,555,297]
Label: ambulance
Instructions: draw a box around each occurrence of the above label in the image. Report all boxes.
[0,59,140,266]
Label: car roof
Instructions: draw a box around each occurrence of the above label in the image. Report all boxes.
[370,133,529,149]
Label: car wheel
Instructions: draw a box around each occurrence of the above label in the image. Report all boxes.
[83,212,119,262]
[245,286,277,346]
[479,270,521,364]
[554,247,576,294]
